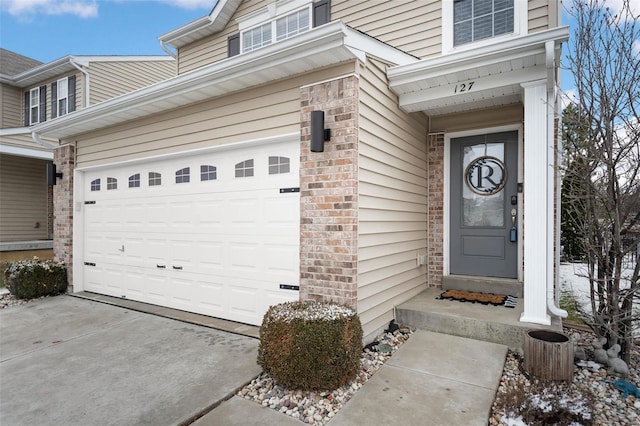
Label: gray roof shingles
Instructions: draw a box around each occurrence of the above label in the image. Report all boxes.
[0,48,43,76]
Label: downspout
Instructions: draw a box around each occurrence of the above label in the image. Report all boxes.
[69,57,90,108]
[160,40,177,59]
[545,40,568,318]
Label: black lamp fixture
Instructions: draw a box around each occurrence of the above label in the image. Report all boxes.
[310,110,331,152]
[46,163,63,186]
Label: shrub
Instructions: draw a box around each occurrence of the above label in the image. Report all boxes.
[4,257,67,299]
[257,300,363,391]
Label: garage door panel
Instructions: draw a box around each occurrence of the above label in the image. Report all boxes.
[81,140,300,326]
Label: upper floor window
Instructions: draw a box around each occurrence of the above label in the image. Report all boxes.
[235,159,254,178]
[241,5,310,53]
[29,87,42,125]
[56,78,69,117]
[175,167,190,183]
[443,0,524,53]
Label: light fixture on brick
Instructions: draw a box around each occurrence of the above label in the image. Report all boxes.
[310,110,331,152]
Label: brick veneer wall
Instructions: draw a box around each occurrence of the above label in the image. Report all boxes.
[427,133,445,288]
[299,76,359,308]
[53,144,74,290]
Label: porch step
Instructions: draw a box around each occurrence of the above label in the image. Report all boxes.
[442,275,523,298]
[396,288,562,352]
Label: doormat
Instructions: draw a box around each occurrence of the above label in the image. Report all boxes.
[437,289,518,308]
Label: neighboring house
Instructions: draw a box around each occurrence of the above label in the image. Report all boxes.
[33,0,569,340]
[0,48,175,262]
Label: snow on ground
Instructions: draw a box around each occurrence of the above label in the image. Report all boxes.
[559,262,638,336]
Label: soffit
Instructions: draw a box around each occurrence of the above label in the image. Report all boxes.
[388,27,570,116]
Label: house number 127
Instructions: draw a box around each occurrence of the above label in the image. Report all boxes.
[454,81,475,93]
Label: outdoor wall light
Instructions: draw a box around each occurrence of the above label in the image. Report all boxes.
[310,110,331,152]
[46,163,63,186]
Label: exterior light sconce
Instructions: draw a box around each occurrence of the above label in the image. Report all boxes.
[310,110,331,152]
[46,163,63,186]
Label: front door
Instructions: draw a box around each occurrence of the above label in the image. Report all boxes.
[450,131,518,278]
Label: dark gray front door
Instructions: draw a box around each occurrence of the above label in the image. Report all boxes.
[450,131,518,278]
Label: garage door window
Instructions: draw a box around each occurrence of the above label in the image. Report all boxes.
[149,172,162,186]
[176,167,190,183]
[90,179,100,191]
[107,177,118,190]
[129,174,140,188]
[200,165,217,181]
[235,159,254,178]
[268,156,290,174]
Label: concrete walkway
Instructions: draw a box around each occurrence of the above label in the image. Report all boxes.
[1,296,507,426]
[0,296,261,426]
[198,330,507,426]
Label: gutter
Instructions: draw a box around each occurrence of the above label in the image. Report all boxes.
[31,131,58,149]
[545,40,568,319]
[159,40,177,59]
[70,57,90,108]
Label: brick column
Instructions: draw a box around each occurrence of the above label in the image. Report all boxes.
[53,144,74,291]
[427,133,444,288]
[299,76,359,308]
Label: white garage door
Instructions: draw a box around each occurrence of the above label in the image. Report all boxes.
[80,141,300,325]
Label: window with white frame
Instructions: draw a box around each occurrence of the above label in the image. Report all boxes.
[443,0,523,52]
[268,156,290,174]
[30,88,40,125]
[175,167,190,183]
[129,174,141,188]
[149,172,162,186]
[200,165,217,181]
[56,78,69,117]
[235,159,254,178]
[107,177,118,190]
[241,5,310,53]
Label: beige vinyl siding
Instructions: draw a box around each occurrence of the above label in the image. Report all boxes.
[528,0,553,33]
[357,57,428,339]
[333,0,441,59]
[178,0,269,74]
[430,104,523,133]
[71,62,356,168]
[0,154,50,242]
[1,83,23,128]
[88,60,176,105]
[0,133,54,153]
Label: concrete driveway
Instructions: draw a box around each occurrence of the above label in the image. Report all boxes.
[0,296,261,426]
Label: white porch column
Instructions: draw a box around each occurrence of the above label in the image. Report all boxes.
[520,80,551,325]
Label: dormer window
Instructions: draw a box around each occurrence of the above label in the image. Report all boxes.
[241,6,310,53]
[442,0,525,53]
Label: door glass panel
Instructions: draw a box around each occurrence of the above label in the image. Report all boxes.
[462,142,506,227]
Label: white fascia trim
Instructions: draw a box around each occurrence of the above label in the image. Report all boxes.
[71,56,174,63]
[0,127,30,136]
[388,26,569,87]
[0,144,53,160]
[159,0,239,48]
[6,56,74,86]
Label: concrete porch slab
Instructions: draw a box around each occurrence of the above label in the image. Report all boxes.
[396,288,562,352]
